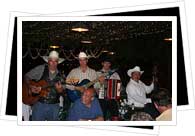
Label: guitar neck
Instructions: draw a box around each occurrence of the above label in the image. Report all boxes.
[41,81,67,90]
[84,71,114,88]
[85,79,99,88]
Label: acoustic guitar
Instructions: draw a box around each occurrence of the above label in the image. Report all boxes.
[66,69,117,102]
[22,78,75,105]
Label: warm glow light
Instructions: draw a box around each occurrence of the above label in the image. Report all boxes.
[81,40,92,44]
[71,27,89,32]
[102,50,109,53]
[108,52,115,55]
[50,45,60,49]
[164,38,172,41]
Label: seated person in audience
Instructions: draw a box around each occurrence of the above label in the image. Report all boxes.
[67,88,104,121]
[130,112,154,121]
[151,88,172,121]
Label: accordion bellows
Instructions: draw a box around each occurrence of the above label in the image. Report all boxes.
[105,79,121,100]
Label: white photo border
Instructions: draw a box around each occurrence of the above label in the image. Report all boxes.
[0,12,41,121]
[17,16,177,126]
[76,126,159,135]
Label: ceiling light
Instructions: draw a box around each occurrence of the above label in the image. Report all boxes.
[71,27,89,32]
[164,38,172,41]
[108,52,115,55]
[81,40,92,44]
[50,45,60,49]
[102,50,109,53]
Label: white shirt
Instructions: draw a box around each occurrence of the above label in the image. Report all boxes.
[65,66,98,90]
[126,79,154,107]
[67,66,97,83]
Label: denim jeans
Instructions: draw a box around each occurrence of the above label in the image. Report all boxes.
[32,102,60,121]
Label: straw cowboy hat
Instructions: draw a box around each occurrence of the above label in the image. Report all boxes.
[42,50,65,64]
[77,52,91,59]
[127,66,144,77]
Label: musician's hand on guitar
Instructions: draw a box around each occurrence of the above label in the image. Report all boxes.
[66,78,79,85]
[30,86,41,94]
[98,76,105,84]
[75,86,85,93]
[55,82,64,93]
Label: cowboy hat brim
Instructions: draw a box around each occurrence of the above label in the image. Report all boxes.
[75,55,91,60]
[127,69,144,77]
[42,56,65,64]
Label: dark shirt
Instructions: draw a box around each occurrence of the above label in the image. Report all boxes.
[67,98,103,121]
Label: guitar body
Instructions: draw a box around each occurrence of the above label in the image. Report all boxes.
[66,69,118,102]
[29,80,50,97]
[66,79,91,102]
[22,80,50,105]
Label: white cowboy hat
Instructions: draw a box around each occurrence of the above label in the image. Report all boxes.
[127,66,144,77]
[42,50,65,64]
[77,52,90,59]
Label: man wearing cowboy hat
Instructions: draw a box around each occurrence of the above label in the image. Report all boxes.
[23,50,68,121]
[66,52,104,93]
[126,66,158,118]
[95,57,121,120]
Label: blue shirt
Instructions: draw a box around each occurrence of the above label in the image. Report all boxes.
[67,98,103,121]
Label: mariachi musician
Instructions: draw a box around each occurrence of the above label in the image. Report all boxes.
[95,57,121,120]
[126,66,159,118]
[66,52,105,101]
[23,50,68,121]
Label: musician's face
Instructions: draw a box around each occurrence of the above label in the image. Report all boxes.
[102,61,111,70]
[131,72,141,82]
[48,58,58,71]
[79,58,88,67]
[82,89,93,106]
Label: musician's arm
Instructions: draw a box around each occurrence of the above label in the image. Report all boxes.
[95,71,105,84]
[143,82,154,94]
[64,69,84,92]
[94,71,102,91]
[24,64,45,82]
[66,69,75,80]
[110,72,121,80]
[94,82,101,94]
[24,65,45,94]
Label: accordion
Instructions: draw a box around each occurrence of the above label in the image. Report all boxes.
[99,79,121,100]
